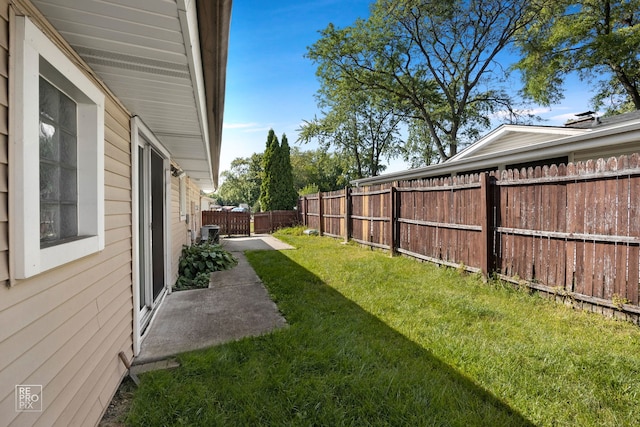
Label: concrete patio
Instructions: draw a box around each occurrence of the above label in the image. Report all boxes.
[133,234,293,370]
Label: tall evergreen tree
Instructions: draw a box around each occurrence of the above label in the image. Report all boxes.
[259,130,299,211]
[259,129,279,211]
[278,134,298,209]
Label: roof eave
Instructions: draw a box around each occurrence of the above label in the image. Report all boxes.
[197,0,232,190]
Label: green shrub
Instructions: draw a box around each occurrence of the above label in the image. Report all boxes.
[275,225,306,236]
[174,243,237,291]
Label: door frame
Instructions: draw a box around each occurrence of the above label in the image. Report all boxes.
[131,116,172,356]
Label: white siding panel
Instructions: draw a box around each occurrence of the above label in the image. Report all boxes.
[1,5,134,425]
[46,15,183,44]
[33,0,181,32]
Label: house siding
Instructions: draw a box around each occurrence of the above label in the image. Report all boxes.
[170,174,202,287]
[0,3,133,426]
[189,178,202,240]
[469,133,556,158]
[0,0,8,286]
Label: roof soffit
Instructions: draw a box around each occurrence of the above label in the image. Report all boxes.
[29,0,230,190]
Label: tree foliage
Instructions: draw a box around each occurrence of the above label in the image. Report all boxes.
[275,134,299,209]
[259,130,298,211]
[306,0,545,163]
[290,147,351,193]
[298,45,404,178]
[215,153,263,210]
[215,148,351,209]
[515,0,640,114]
[259,129,279,211]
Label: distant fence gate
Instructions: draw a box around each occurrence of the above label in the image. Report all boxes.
[298,154,640,322]
[254,210,300,234]
[201,210,250,236]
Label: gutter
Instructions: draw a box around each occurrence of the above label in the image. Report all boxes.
[197,0,232,190]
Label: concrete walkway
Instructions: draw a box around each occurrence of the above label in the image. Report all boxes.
[134,235,292,367]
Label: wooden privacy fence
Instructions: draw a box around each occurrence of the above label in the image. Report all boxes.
[254,210,300,234]
[299,153,640,320]
[201,210,251,236]
[299,189,347,238]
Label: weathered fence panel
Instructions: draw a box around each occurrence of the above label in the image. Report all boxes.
[396,175,486,272]
[298,152,640,319]
[351,184,392,249]
[300,194,321,231]
[201,210,251,236]
[493,155,640,308]
[321,189,347,238]
[254,210,299,234]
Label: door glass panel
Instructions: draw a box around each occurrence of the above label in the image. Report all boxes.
[138,146,146,310]
[151,149,165,300]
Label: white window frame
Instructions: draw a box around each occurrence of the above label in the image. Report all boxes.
[11,17,105,279]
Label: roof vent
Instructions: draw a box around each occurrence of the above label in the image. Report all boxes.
[565,111,598,128]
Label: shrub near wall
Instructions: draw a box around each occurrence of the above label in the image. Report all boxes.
[174,244,237,290]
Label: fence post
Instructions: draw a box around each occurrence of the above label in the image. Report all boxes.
[317,191,324,236]
[479,172,494,278]
[344,187,351,242]
[389,184,396,256]
[303,197,307,226]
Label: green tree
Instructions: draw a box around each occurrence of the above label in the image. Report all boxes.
[297,88,401,178]
[259,130,297,211]
[302,20,405,178]
[290,147,351,192]
[306,0,545,162]
[259,129,279,211]
[277,134,298,209]
[515,0,640,114]
[298,183,320,196]
[400,119,441,169]
[217,148,350,211]
[216,153,262,211]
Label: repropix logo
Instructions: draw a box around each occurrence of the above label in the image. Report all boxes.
[15,385,42,412]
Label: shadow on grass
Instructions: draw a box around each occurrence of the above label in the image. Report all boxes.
[127,249,533,426]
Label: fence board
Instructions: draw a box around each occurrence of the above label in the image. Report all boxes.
[254,210,299,234]
[201,210,250,236]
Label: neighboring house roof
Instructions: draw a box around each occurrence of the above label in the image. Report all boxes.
[31,0,232,190]
[352,111,640,186]
[446,125,588,163]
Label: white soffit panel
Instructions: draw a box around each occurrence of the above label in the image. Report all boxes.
[32,0,214,189]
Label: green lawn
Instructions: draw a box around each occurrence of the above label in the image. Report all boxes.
[127,231,640,426]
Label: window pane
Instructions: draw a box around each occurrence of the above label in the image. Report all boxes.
[40,76,78,246]
[40,203,59,242]
[39,120,58,161]
[60,204,78,238]
[59,93,77,131]
[60,131,77,166]
[40,162,60,201]
[60,167,77,202]
[39,78,59,122]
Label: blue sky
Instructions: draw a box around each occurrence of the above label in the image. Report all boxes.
[220,1,595,181]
